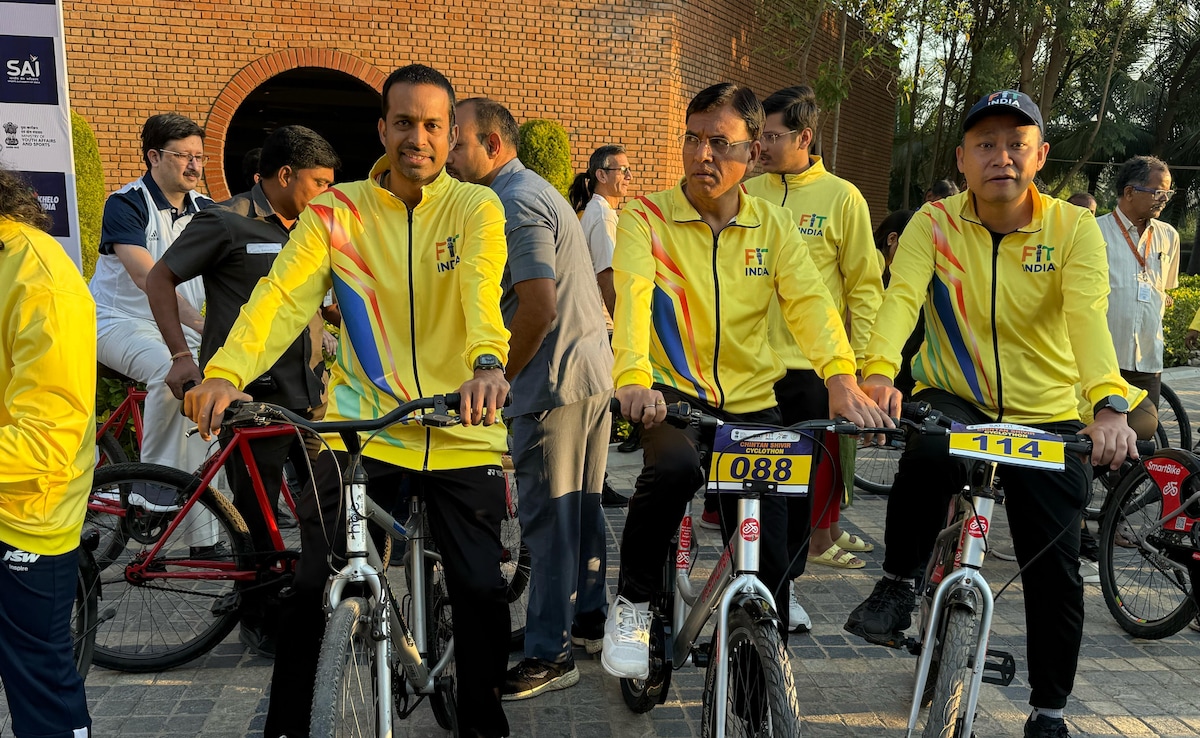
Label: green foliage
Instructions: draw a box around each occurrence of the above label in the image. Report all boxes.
[72,111,104,278]
[1164,274,1200,368]
[517,119,572,197]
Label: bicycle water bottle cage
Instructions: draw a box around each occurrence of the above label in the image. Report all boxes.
[706,424,815,498]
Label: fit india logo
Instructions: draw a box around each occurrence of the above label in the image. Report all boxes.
[987,90,1022,109]
[744,247,770,276]
[3,122,17,148]
[436,234,461,273]
[1021,244,1056,273]
[797,212,827,237]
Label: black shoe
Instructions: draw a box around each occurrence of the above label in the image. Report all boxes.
[240,623,277,659]
[601,482,629,508]
[617,428,640,453]
[844,577,915,645]
[190,542,231,560]
[273,508,299,530]
[1024,715,1069,738]
[570,621,603,655]
[500,657,580,701]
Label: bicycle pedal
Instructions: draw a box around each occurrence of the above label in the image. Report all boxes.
[692,641,711,668]
[211,592,242,617]
[981,648,1016,686]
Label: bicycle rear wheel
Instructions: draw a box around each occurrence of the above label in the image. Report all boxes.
[921,605,975,738]
[89,463,252,672]
[1158,383,1192,451]
[1098,464,1197,639]
[427,569,458,733]
[500,470,530,650]
[854,439,903,494]
[700,607,802,738]
[72,546,100,678]
[311,597,380,738]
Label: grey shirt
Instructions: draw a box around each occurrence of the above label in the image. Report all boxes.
[489,159,613,416]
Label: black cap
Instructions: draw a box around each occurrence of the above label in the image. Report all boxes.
[962,90,1044,133]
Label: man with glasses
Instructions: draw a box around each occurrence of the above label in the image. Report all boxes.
[1098,155,1180,413]
[741,85,884,634]
[91,113,213,497]
[601,82,891,679]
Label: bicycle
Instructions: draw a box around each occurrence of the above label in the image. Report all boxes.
[1157,381,1191,451]
[95,364,147,467]
[617,400,868,738]
[854,436,903,494]
[873,403,1153,738]
[1097,445,1200,639]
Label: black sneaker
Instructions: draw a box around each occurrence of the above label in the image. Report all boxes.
[844,577,915,645]
[240,623,277,659]
[272,507,299,530]
[570,622,603,655]
[190,542,231,560]
[500,657,580,701]
[1024,715,1070,738]
[601,481,629,508]
[128,482,182,513]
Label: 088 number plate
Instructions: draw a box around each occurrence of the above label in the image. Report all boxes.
[707,425,815,496]
[948,422,1065,470]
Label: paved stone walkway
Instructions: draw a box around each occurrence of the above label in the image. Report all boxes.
[4,369,1200,736]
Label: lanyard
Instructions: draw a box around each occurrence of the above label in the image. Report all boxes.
[1112,211,1153,272]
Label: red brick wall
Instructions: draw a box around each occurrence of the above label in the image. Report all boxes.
[63,0,894,221]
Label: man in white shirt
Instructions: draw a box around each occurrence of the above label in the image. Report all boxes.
[1098,155,1181,412]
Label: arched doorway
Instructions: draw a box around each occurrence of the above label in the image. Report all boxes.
[223,68,382,192]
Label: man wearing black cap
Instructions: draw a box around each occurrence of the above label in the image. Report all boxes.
[843,89,1142,737]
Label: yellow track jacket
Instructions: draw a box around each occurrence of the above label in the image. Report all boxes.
[612,185,856,415]
[864,188,1135,423]
[743,156,883,369]
[206,161,511,470]
[1,217,95,555]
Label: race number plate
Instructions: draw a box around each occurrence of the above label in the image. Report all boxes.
[707,425,814,496]
[948,422,1065,470]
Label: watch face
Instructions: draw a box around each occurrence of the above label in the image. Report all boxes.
[475,354,502,370]
[1109,395,1131,414]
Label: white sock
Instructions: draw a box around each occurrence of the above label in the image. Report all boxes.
[1031,707,1064,720]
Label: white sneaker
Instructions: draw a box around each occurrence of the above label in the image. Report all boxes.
[128,482,182,513]
[601,595,651,679]
[789,584,812,633]
[1079,559,1100,584]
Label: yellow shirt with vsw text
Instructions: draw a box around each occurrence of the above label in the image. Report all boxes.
[206,161,511,470]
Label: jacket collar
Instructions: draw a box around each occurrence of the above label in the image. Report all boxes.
[488,157,526,195]
[368,156,454,208]
[956,184,1044,234]
[668,183,762,229]
[778,155,827,189]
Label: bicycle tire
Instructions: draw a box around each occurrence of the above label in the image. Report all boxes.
[96,429,129,467]
[700,607,802,738]
[310,597,379,738]
[500,472,530,651]
[89,463,252,672]
[72,547,100,679]
[86,466,132,571]
[1098,464,1197,639]
[1159,383,1192,451]
[854,440,903,494]
[921,605,975,738]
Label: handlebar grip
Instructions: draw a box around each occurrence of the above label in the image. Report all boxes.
[1136,440,1157,456]
[181,379,198,395]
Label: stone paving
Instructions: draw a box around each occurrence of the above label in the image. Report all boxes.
[4,369,1200,737]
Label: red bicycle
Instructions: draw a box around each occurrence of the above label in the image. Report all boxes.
[95,364,147,467]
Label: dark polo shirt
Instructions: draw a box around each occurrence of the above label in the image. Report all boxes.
[163,184,322,410]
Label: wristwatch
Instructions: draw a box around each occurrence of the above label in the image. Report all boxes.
[473,354,504,372]
[1093,395,1131,416]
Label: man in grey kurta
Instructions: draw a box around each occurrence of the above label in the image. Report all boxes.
[447,98,614,699]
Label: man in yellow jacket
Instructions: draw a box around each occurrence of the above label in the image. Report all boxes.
[184,65,512,738]
[0,166,93,738]
[844,90,1140,738]
[601,82,890,680]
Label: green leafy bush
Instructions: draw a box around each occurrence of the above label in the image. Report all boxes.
[72,111,104,278]
[517,119,571,197]
[1165,274,1200,368]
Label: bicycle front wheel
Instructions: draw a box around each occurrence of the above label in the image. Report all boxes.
[89,463,252,672]
[921,605,975,738]
[854,439,903,494]
[700,607,802,738]
[1098,464,1197,639]
[500,471,530,650]
[311,597,381,738]
[1159,383,1192,451]
[73,547,100,678]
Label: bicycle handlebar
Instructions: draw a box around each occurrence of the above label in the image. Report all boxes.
[608,397,885,436]
[222,394,464,433]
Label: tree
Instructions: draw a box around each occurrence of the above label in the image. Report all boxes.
[517,119,572,197]
[71,111,104,278]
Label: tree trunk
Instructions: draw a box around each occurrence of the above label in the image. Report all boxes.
[828,10,848,173]
[902,0,929,209]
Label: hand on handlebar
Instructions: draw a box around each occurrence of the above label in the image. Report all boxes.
[165,356,204,401]
[457,370,509,427]
[1081,408,1140,470]
[182,378,252,441]
[615,385,667,429]
[827,374,895,444]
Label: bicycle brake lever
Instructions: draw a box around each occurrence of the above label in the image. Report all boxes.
[423,395,461,428]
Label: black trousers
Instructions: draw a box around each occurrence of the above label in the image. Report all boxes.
[220,428,308,555]
[882,389,1089,710]
[617,386,793,633]
[773,368,832,580]
[263,452,510,738]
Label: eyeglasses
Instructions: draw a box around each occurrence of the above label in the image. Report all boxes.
[759,130,797,145]
[158,149,209,166]
[679,134,753,156]
[1130,185,1175,201]
[601,166,634,177]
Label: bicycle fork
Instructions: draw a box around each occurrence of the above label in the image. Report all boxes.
[906,496,996,738]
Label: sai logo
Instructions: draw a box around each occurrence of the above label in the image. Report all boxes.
[744,247,770,276]
[6,55,40,82]
[0,36,58,105]
[797,212,827,237]
[436,234,461,273]
[1021,244,1056,273]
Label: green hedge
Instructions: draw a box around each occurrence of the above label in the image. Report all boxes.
[517,119,571,197]
[72,111,104,278]
[1165,274,1200,368]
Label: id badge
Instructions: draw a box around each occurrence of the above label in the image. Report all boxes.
[1138,280,1153,303]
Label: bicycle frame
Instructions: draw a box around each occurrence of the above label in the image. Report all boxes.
[670,495,779,738]
[96,385,146,451]
[905,470,999,738]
